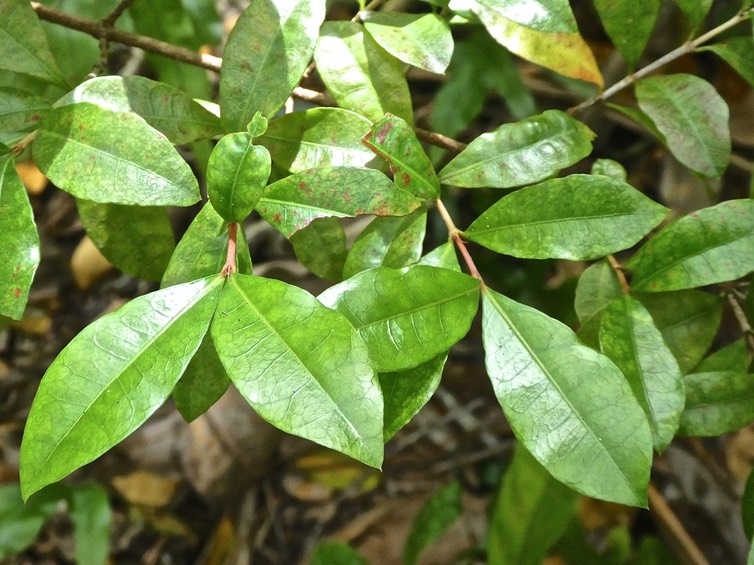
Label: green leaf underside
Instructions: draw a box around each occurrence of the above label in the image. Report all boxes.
[258,108,375,173]
[256,166,421,238]
[69,484,111,565]
[173,333,230,422]
[0,157,40,320]
[0,0,65,85]
[630,200,754,292]
[673,0,712,28]
[219,0,325,130]
[57,76,222,145]
[696,340,747,374]
[319,265,480,373]
[438,110,594,189]
[637,290,723,374]
[310,541,369,565]
[591,158,627,181]
[381,354,446,442]
[212,275,383,468]
[343,207,427,278]
[0,483,62,558]
[488,444,578,565]
[574,260,622,332]
[599,295,685,452]
[593,0,660,69]
[314,21,414,123]
[700,37,754,88]
[290,218,347,281]
[20,277,223,499]
[679,371,754,436]
[0,87,49,133]
[482,287,652,506]
[403,482,462,565]
[76,199,175,282]
[362,114,440,199]
[207,131,271,222]
[635,74,730,178]
[361,11,453,74]
[33,103,200,206]
[161,203,252,289]
[465,174,668,260]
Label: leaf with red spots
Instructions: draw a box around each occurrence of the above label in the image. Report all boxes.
[0,87,50,138]
[0,156,39,320]
[362,114,440,199]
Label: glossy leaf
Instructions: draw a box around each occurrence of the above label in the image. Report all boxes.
[0,156,40,320]
[454,0,603,87]
[207,130,271,222]
[0,484,62,558]
[696,340,747,374]
[0,87,49,133]
[593,0,660,69]
[418,242,461,271]
[591,158,627,181]
[0,0,66,86]
[256,166,421,238]
[219,0,325,130]
[290,218,347,281]
[362,114,440,199]
[319,265,480,372]
[257,108,375,172]
[636,74,730,178]
[57,76,222,145]
[574,260,623,346]
[679,371,754,436]
[403,482,462,565]
[311,541,369,565]
[673,0,712,28]
[20,277,223,499]
[161,204,252,289]
[637,290,723,374]
[381,354,446,442]
[488,444,578,565]
[69,484,111,565]
[361,11,453,74]
[465,174,668,260]
[314,21,413,123]
[437,110,594,189]
[630,200,754,292]
[173,334,230,422]
[700,37,754,88]
[33,103,200,206]
[343,206,427,278]
[482,287,652,506]
[76,199,175,282]
[211,274,383,468]
[599,295,685,452]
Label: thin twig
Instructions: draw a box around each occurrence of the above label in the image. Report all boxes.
[648,483,711,565]
[102,0,136,27]
[435,199,483,282]
[222,223,238,277]
[726,292,754,354]
[569,7,754,114]
[607,255,630,294]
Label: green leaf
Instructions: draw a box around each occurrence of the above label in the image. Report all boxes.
[696,340,747,373]
[0,483,60,558]
[0,87,49,133]
[212,274,383,468]
[0,0,66,86]
[19,277,223,499]
[314,21,414,123]
[257,108,376,173]
[630,200,754,292]
[76,199,175,282]
[33,103,200,206]
[0,156,39,320]
[319,265,480,373]
[574,260,623,346]
[219,0,325,130]
[69,484,111,565]
[488,444,578,565]
[743,468,754,538]
[464,174,668,260]
[672,0,712,28]
[591,158,627,182]
[599,295,685,452]
[636,290,723,374]
[403,482,462,565]
[173,334,230,422]
[593,0,660,69]
[679,371,754,436]
[381,354,445,442]
[418,242,461,272]
[311,541,369,565]
[290,217,347,281]
[343,206,427,278]
[256,166,421,238]
[207,131,272,222]
[635,74,730,178]
[482,287,652,506]
[453,0,603,87]
[362,114,440,199]
[437,110,594,189]
[57,76,222,145]
[161,203,252,288]
[700,37,754,88]
[361,11,453,74]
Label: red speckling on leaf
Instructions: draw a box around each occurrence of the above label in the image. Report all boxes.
[13,287,21,298]
[375,121,393,143]
[401,172,411,186]
[342,193,352,203]
[273,213,282,223]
